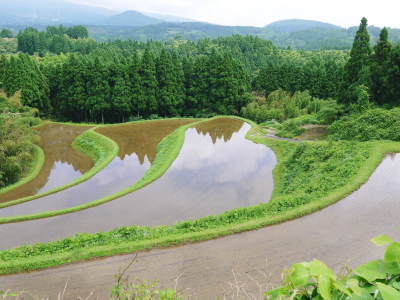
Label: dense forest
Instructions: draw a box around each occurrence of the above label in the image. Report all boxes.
[0,18,399,126]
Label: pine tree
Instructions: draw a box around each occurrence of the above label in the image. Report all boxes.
[110,64,132,122]
[86,57,110,123]
[171,53,185,116]
[340,17,372,104]
[59,54,88,121]
[370,28,392,104]
[128,52,145,117]
[387,45,400,106]
[139,48,158,116]
[156,49,183,117]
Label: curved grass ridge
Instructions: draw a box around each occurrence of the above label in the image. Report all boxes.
[0,118,206,224]
[1,118,398,275]
[0,145,45,196]
[0,129,119,210]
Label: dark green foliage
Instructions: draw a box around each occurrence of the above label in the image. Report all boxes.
[88,21,400,51]
[386,44,400,105]
[1,54,50,112]
[341,18,372,104]
[370,28,392,104]
[66,26,89,39]
[156,49,184,116]
[329,108,400,141]
[253,51,346,99]
[17,26,96,55]
[0,29,13,38]
[0,96,37,188]
[33,42,252,122]
[140,48,158,116]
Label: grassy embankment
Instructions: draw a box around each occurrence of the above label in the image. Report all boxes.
[0,127,119,210]
[0,145,45,196]
[0,118,202,222]
[1,116,399,274]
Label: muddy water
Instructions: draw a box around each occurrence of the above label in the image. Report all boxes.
[2,154,400,299]
[0,119,194,218]
[0,124,93,203]
[0,118,277,249]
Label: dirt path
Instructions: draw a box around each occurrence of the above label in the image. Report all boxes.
[1,154,400,299]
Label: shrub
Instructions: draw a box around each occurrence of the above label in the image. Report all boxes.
[329,108,400,141]
[266,233,400,299]
[241,89,341,125]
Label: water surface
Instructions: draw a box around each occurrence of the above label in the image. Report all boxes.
[0,119,194,217]
[0,118,277,249]
[0,124,93,203]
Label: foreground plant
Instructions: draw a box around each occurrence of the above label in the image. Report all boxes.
[266,234,400,299]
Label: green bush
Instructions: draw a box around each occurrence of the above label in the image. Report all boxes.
[329,108,400,141]
[0,113,36,188]
[266,234,400,299]
[241,89,340,124]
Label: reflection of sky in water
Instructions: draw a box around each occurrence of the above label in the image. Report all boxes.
[37,161,83,194]
[173,127,270,184]
[0,152,150,218]
[0,120,278,249]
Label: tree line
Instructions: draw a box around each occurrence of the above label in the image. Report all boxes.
[17,25,93,55]
[340,18,400,107]
[1,47,250,123]
[1,22,400,124]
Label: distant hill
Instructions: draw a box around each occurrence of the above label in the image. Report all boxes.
[266,19,341,33]
[1,0,115,25]
[88,21,400,50]
[89,22,261,42]
[0,0,198,28]
[143,12,197,23]
[102,11,163,27]
[1,1,400,52]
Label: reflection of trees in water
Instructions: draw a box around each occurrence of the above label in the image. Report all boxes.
[97,119,195,165]
[1,124,93,202]
[38,125,94,174]
[195,118,244,144]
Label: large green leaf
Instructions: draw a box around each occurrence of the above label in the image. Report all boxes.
[318,275,332,300]
[347,278,362,295]
[310,259,336,280]
[265,287,289,299]
[286,263,310,287]
[347,290,374,300]
[371,235,394,246]
[384,242,400,263]
[355,260,388,282]
[377,283,400,300]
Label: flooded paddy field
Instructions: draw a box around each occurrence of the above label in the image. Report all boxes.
[0,118,277,249]
[0,124,93,203]
[0,119,194,218]
[2,153,400,299]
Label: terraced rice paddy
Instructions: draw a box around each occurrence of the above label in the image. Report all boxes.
[0,118,276,249]
[0,124,93,203]
[0,119,194,217]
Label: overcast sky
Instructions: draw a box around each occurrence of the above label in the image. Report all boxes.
[71,0,400,28]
